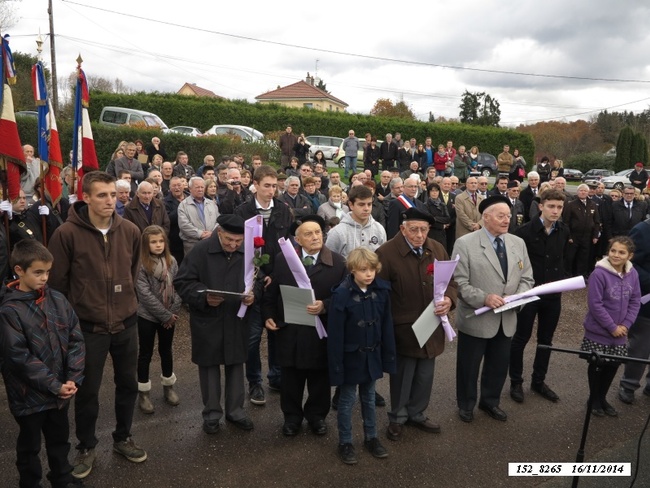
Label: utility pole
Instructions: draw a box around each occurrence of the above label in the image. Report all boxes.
[48,0,58,114]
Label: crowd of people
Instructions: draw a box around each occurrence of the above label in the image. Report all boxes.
[0,129,649,486]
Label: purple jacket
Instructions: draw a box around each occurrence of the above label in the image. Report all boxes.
[583,257,641,346]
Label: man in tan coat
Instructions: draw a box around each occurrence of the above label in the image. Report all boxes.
[376,208,458,441]
[455,177,484,238]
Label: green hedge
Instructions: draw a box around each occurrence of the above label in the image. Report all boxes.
[86,92,536,166]
[15,115,279,171]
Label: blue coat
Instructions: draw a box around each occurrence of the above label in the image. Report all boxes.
[327,275,396,386]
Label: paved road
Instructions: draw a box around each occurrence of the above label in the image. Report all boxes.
[1,289,649,487]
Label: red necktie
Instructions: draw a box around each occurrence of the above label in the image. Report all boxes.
[471,193,476,205]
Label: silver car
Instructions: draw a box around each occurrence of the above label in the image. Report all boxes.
[305,135,343,161]
[204,124,264,142]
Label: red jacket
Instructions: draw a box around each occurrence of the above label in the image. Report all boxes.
[434,151,448,171]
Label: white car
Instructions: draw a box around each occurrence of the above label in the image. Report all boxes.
[305,135,343,161]
[601,169,636,191]
[204,124,264,142]
[169,126,203,137]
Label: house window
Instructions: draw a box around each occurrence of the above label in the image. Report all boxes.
[303,103,314,109]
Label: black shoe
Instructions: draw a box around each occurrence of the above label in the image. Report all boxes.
[591,407,605,417]
[375,391,386,407]
[268,382,281,392]
[338,443,358,465]
[510,383,524,403]
[405,418,441,433]
[249,383,266,406]
[458,409,474,423]
[332,387,340,410]
[227,417,254,431]
[531,382,559,402]
[309,419,327,436]
[203,420,219,435]
[601,400,618,417]
[478,403,507,421]
[386,422,403,441]
[364,437,388,459]
[282,422,300,436]
[618,387,634,404]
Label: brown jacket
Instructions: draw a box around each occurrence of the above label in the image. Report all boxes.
[376,234,458,359]
[455,191,484,238]
[123,195,170,235]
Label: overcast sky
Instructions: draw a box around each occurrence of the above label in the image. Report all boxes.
[6,0,650,128]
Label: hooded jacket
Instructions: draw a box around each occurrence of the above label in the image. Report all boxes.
[48,202,141,333]
[325,212,387,258]
[0,282,85,416]
[583,257,641,346]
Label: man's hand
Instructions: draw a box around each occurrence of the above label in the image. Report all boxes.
[263,276,272,289]
[241,293,254,306]
[58,381,78,399]
[206,293,224,307]
[265,318,279,331]
[434,296,452,316]
[38,205,50,216]
[306,300,324,315]
[484,294,506,309]
[201,230,212,239]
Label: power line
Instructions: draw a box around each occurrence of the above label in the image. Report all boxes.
[60,0,650,85]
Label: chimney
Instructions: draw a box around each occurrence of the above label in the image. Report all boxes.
[306,72,314,85]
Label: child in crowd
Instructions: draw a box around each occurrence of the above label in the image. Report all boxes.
[0,240,85,487]
[327,248,396,465]
[581,236,641,417]
[136,225,183,413]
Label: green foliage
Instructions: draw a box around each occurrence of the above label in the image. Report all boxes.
[459,90,501,127]
[630,132,647,165]
[72,91,533,164]
[615,126,636,172]
[10,51,48,112]
[15,116,279,170]
[565,152,615,172]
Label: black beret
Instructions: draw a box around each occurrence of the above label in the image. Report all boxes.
[400,207,436,226]
[289,214,326,237]
[217,214,245,234]
[507,180,519,189]
[478,195,512,214]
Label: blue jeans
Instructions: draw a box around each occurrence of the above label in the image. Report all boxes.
[337,381,377,444]
[344,156,357,178]
[246,302,281,387]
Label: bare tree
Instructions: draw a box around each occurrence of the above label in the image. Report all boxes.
[0,0,21,31]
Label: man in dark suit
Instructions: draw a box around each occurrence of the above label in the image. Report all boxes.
[386,177,427,239]
[519,171,540,222]
[263,215,347,437]
[563,184,600,278]
[506,181,525,233]
[280,176,312,219]
[452,196,534,423]
[488,176,509,197]
[509,190,569,403]
[379,133,399,171]
[440,177,457,254]
[376,208,457,440]
[609,185,647,237]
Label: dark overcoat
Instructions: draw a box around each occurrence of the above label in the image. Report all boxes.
[174,232,248,366]
[376,234,457,359]
[262,245,347,370]
[327,275,396,386]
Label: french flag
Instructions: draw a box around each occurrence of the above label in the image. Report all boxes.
[0,35,25,202]
[72,62,98,199]
[32,61,63,206]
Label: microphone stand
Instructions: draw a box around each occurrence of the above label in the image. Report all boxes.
[537,344,650,488]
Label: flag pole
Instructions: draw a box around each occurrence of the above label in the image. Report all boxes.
[36,33,47,245]
[0,29,10,256]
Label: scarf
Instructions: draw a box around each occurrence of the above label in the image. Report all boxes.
[153,256,173,309]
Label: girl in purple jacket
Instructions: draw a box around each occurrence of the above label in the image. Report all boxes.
[581,236,641,417]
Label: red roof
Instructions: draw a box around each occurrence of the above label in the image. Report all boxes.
[255,80,348,107]
[177,83,222,98]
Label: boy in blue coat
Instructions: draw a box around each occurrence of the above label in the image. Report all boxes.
[0,240,85,487]
[328,247,396,465]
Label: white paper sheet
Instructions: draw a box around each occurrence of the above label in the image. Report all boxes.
[412,302,442,348]
[280,285,316,327]
[493,296,540,313]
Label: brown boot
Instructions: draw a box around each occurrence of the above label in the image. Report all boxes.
[162,374,180,406]
[138,382,154,414]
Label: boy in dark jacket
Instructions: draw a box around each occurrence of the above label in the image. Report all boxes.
[0,240,85,488]
[328,247,396,465]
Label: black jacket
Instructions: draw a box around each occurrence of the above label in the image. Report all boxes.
[610,200,647,237]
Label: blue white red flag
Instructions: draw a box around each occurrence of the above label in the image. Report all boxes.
[72,63,98,198]
[32,61,63,206]
[0,34,25,202]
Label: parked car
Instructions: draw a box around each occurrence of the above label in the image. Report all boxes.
[15,110,38,118]
[305,135,343,161]
[332,138,383,168]
[601,169,636,191]
[99,106,169,130]
[204,124,264,142]
[468,153,498,177]
[581,169,614,185]
[563,169,584,182]
[169,126,203,137]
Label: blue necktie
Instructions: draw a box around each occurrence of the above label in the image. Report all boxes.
[495,237,507,277]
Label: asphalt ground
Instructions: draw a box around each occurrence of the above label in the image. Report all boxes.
[0,288,649,488]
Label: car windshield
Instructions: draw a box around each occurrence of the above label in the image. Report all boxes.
[143,115,168,129]
[615,170,631,175]
[251,129,264,140]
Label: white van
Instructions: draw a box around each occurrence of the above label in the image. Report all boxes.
[99,106,169,131]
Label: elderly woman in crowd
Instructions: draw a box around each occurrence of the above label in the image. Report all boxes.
[317,186,349,221]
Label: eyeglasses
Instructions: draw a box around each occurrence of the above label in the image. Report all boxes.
[405,226,430,234]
